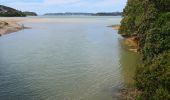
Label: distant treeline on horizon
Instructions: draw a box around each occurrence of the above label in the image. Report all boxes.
[44,12,122,16]
[0,5,121,17]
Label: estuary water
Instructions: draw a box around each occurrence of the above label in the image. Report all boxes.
[0,16,139,100]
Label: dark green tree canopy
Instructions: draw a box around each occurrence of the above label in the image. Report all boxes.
[119,0,170,99]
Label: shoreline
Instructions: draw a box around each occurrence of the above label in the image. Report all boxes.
[0,19,25,36]
[112,25,138,53]
[112,25,141,99]
[0,17,48,36]
[116,88,141,100]
[112,25,120,30]
[122,36,138,53]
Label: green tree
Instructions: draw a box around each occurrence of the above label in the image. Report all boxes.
[119,0,170,99]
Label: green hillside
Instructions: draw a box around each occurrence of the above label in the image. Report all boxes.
[119,0,170,99]
[0,5,26,17]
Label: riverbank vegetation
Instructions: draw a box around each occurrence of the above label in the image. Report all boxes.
[119,0,170,99]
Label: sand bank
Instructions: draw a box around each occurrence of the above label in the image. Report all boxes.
[0,19,24,36]
[0,17,49,36]
[112,25,120,30]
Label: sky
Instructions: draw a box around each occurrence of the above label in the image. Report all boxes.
[0,0,127,15]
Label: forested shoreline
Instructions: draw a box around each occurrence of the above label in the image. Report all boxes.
[0,5,37,17]
[119,0,170,99]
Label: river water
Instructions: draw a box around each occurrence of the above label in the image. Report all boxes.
[0,16,139,100]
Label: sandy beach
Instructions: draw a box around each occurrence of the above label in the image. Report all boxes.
[0,18,24,36]
[0,17,50,36]
[111,25,120,30]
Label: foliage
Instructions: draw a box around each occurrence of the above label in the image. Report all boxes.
[119,0,170,99]
[153,87,170,100]
[135,52,170,99]
[0,11,26,17]
[0,5,26,17]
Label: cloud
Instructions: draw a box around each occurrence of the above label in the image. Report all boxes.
[72,0,124,7]
[1,0,127,14]
[44,0,81,5]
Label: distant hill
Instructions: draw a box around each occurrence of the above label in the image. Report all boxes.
[92,12,122,16]
[23,11,37,16]
[44,12,122,16]
[44,12,93,16]
[0,5,26,17]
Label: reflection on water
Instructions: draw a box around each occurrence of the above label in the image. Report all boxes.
[0,16,139,100]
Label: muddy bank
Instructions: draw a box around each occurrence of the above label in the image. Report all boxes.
[112,25,120,30]
[108,25,120,30]
[111,25,139,53]
[122,36,139,53]
[115,88,141,100]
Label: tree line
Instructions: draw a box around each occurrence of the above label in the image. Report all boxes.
[119,0,170,99]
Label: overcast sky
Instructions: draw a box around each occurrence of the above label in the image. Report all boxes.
[0,0,127,14]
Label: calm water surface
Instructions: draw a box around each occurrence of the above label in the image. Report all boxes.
[0,16,139,100]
